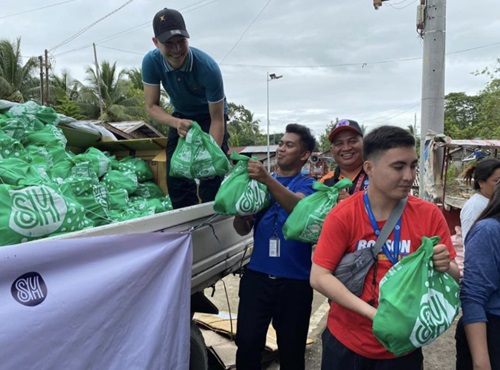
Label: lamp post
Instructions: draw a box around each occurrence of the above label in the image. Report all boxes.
[266,72,283,172]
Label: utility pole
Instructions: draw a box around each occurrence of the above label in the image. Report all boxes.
[38,56,44,105]
[419,0,446,200]
[266,72,283,172]
[93,43,104,118]
[45,49,50,105]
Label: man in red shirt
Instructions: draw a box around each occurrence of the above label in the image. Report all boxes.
[310,125,460,369]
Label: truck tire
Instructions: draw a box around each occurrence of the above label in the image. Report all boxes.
[190,321,208,370]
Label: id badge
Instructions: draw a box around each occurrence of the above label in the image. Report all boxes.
[269,236,280,258]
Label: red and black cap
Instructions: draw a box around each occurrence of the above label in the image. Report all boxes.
[328,119,363,143]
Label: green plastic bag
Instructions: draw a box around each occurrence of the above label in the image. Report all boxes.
[169,121,230,179]
[372,236,460,357]
[0,133,26,159]
[59,178,111,227]
[102,170,138,195]
[132,181,165,200]
[0,184,93,246]
[0,158,47,186]
[23,124,67,148]
[282,178,352,243]
[73,147,111,178]
[7,101,60,127]
[0,115,34,142]
[113,156,153,182]
[107,188,130,212]
[213,152,269,215]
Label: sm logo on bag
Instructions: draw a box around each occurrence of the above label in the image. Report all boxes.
[11,272,48,307]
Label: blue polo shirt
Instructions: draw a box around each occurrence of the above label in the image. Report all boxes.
[249,175,316,280]
[142,47,227,116]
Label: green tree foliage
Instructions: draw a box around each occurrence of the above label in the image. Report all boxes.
[49,69,82,105]
[227,102,263,146]
[0,38,39,102]
[444,62,500,139]
[54,96,85,120]
[444,92,481,138]
[80,61,143,122]
[318,120,337,151]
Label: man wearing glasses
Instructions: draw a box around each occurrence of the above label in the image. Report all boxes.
[142,8,229,209]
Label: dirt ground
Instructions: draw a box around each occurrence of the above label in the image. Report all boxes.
[422,316,458,370]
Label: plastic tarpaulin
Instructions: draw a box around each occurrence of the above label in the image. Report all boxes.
[0,232,192,370]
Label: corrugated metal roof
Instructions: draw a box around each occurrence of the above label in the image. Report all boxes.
[109,121,146,133]
[240,145,279,153]
[439,139,500,149]
[228,146,246,154]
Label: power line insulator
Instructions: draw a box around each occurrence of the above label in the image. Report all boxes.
[373,0,389,10]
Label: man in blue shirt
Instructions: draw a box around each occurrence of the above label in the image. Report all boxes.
[142,8,229,209]
[233,123,317,370]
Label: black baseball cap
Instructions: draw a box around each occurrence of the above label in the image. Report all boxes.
[153,8,190,43]
[328,119,363,142]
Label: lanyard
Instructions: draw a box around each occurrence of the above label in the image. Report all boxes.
[271,173,302,236]
[353,172,367,193]
[363,192,401,264]
[336,168,367,194]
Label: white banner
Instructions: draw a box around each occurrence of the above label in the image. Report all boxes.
[0,232,192,370]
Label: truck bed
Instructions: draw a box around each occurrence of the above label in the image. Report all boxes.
[33,202,253,294]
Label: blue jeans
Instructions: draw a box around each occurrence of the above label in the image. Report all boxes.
[321,327,423,370]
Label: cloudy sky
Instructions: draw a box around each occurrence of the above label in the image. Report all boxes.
[2,0,499,139]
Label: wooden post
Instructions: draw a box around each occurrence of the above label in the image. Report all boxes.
[39,56,44,105]
[45,49,50,105]
[93,43,104,118]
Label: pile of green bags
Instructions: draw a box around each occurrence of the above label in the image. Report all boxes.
[0,101,173,246]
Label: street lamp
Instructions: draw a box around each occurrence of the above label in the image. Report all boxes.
[266,72,283,172]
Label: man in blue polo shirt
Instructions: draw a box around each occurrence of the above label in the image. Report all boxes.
[142,8,229,209]
[233,123,317,370]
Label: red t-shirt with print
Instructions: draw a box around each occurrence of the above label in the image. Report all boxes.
[312,192,456,359]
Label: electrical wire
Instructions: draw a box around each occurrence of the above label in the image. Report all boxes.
[387,0,419,10]
[53,0,219,57]
[0,0,77,20]
[220,0,272,63]
[98,45,144,56]
[219,40,500,69]
[49,0,136,53]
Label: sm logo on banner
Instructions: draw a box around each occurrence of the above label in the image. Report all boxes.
[11,272,48,307]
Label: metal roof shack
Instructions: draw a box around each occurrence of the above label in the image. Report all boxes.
[93,121,165,140]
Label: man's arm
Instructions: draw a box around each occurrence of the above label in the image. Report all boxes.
[432,244,461,282]
[246,159,305,214]
[310,263,377,320]
[233,215,254,236]
[464,322,491,370]
[208,100,225,147]
[144,84,192,137]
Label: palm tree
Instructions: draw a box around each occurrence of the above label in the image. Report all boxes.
[126,68,143,91]
[49,69,82,104]
[227,103,262,146]
[0,38,39,102]
[80,60,143,122]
